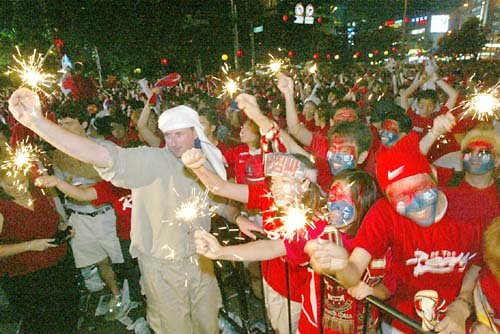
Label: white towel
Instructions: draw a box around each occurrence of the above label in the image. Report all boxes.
[158,105,227,180]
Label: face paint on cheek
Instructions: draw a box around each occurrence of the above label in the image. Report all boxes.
[463,141,495,175]
[327,137,357,175]
[327,200,356,227]
[397,189,440,227]
[380,130,399,146]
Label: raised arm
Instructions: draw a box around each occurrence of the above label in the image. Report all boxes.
[137,88,162,147]
[419,112,456,155]
[400,72,425,111]
[435,74,459,110]
[8,88,112,168]
[35,175,98,202]
[181,148,249,203]
[277,74,313,146]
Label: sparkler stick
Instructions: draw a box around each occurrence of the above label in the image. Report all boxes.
[5,46,56,94]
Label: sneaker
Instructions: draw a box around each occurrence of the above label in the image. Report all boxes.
[105,294,127,321]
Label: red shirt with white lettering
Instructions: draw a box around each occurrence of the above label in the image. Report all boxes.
[352,191,482,332]
[247,183,308,302]
[91,180,132,240]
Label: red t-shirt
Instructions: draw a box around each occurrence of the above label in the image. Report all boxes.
[298,113,317,132]
[247,183,308,302]
[352,193,482,332]
[476,266,500,323]
[0,191,67,276]
[445,180,499,231]
[223,144,265,185]
[285,221,394,334]
[407,106,477,162]
[92,181,132,240]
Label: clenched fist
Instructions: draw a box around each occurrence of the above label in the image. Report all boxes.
[235,93,261,120]
[8,88,43,129]
[194,230,223,259]
[305,238,349,275]
[181,148,206,169]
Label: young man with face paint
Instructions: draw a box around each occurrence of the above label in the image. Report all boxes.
[444,127,500,232]
[304,133,483,334]
[378,110,412,148]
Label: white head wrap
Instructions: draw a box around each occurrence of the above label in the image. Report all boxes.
[158,105,227,180]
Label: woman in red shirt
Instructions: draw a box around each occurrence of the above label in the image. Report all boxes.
[0,172,79,334]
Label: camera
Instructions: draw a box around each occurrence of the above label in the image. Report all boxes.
[51,226,73,245]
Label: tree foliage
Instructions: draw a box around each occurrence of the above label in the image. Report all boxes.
[438,17,487,56]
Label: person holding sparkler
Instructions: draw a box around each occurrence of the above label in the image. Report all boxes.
[0,170,79,334]
[8,87,240,334]
[182,147,321,334]
[194,169,395,334]
[304,132,484,334]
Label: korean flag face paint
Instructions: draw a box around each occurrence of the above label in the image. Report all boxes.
[380,119,400,147]
[327,180,356,228]
[386,174,439,227]
[327,136,357,175]
[463,141,495,175]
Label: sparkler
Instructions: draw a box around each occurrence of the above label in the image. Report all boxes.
[266,203,315,241]
[5,46,56,94]
[460,83,499,122]
[1,139,45,194]
[174,188,217,225]
[214,63,246,99]
[263,54,288,76]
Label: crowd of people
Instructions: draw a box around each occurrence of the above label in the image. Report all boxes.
[0,56,498,334]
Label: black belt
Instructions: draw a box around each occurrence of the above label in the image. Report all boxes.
[69,206,113,217]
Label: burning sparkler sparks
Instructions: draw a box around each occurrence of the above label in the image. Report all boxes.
[174,188,217,224]
[263,54,288,76]
[460,83,500,122]
[214,63,247,99]
[1,139,44,177]
[5,46,55,94]
[267,203,316,241]
[1,139,45,194]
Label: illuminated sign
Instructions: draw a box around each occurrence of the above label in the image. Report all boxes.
[430,15,449,33]
[411,28,426,35]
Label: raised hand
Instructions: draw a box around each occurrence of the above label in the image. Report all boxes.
[304,238,349,275]
[194,230,223,259]
[181,148,206,169]
[277,74,294,97]
[235,93,262,120]
[8,88,43,128]
[431,112,456,137]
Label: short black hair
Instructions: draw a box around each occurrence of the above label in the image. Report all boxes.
[332,101,360,119]
[328,120,372,153]
[416,89,439,103]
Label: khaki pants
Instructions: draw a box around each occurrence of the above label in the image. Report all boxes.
[138,255,221,334]
[263,279,301,334]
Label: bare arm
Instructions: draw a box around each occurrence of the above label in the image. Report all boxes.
[35,175,98,202]
[436,77,459,110]
[400,72,424,111]
[277,75,313,146]
[195,230,286,261]
[0,214,57,258]
[8,88,112,168]
[434,265,480,333]
[419,112,456,155]
[137,99,162,147]
[182,148,249,203]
